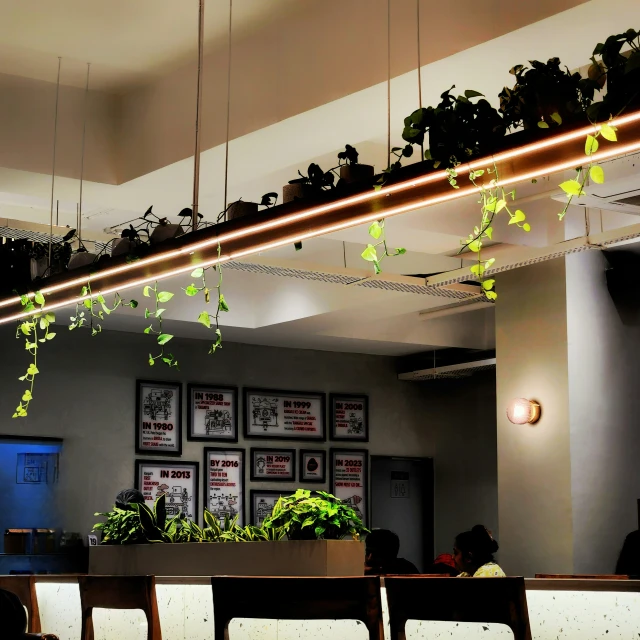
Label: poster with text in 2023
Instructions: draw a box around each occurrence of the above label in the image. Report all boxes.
[205,448,244,526]
[136,460,198,521]
[331,450,368,525]
[244,389,325,440]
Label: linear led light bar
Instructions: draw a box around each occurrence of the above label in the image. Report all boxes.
[2,110,640,324]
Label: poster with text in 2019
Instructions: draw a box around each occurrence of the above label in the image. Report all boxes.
[331,449,368,525]
[135,460,198,521]
[204,448,245,526]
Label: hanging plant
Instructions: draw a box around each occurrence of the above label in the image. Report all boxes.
[69,283,138,336]
[143,282,178,368]
[361,220,406,274]
[13,292,55,418]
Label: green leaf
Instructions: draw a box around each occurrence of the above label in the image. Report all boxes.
[470,264,485,276]
[523,223,531,232]
[156,308,166,318]
[485,290,498,301]
[485,227,493,240]
[361,244,378,262]
[143,326,153,334]
[46,332,56,340]
[83,299,92,309]
[144,308,150,319]
[590,165,605,184]
[22,390,32,401]
[185,285,199,297]
[148,354,154,366]
[600,124,617,142]
[198,311,211,329]
[368,221,383,240]
[143,286,151,297]
[27,364,39,375]
[373,260,381,275]
[585,134,599,156]
[34,291,45,306]
[464,89,484,98]
[508,210,526,225]
[485,258,496,269]
[191,267,204,278]
[20,324,32,336]
[157,333,173,345]
[482,279,496,291]
[45,313,55,323]
[130,300,139,308]
[538,121,549,129]
[551,112,563,125]
[559,180,585,196]
[218,294,230,312]
[468,240,481,253]
[157,291,174,303]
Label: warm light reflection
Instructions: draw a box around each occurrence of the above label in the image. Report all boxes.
[507,398,541,424]
[1,109,640,322]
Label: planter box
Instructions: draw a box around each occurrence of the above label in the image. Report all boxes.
[89,539,364,577]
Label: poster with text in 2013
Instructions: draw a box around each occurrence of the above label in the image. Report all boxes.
[330,449,368,525]
[204,448,245,526]
[135,460,199,522]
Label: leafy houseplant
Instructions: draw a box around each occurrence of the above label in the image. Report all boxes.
[262,489,368,540]
[404,87,505,168]
[226,192,279,221]
[498,58,590,131]
[283,163,336,203]
[337,144,374,185]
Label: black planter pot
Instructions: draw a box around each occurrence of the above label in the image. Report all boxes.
[283,183,318,204]
[227,200,259,221]
[339,163,374,185]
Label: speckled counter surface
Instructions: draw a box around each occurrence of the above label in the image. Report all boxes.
[31,576,640,640]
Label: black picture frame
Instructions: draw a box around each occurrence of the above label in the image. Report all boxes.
[135,380,183,456]
[203,447,246,526]
[250,447,296,482]
[330,393,369,442]
[186,383,238,442]
[249,489,287,526]
[134,458,199,523]
[243,388,326,441]
[330,448,369,526]
[299,449,326,483]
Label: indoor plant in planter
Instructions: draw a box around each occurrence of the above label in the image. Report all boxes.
[284,163,335,203]
[498,58,591,130]
[403,87,505,169]
[111,224,147,258]
[336,144,374,185]
[262,489,368,540]
[65,230,98,271]
[225,192,278,221]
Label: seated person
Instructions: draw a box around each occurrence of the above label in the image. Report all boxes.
[453,524,505,577]
[364,529,420,575]
[424,553,459,576]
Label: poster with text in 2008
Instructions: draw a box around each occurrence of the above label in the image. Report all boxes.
[204,448,245,526]
[331,449,368,525]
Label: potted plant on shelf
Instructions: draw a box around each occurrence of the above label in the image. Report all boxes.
[498,58,591,131]
[225,192,279,221]
[283,163,335,203]
[262,489,368,540]
[65,229,98,271]
[336,144,374,185]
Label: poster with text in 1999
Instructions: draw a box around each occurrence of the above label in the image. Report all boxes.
[331,449,368,525]
[204,448,245,526]
[135,460,198,522]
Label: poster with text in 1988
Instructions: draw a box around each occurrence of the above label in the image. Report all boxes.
[204,448,245,526]
[135,460,199,522]
[187,384,237,442]
[330,449,368,525]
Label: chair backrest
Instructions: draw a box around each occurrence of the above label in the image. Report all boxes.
[210,576,383,640]
[535,574,629,579]
[0,576,41,633]
[77,576,161,640]
[385,576,531,640]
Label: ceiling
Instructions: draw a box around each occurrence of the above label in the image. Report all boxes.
[1,0,640,357]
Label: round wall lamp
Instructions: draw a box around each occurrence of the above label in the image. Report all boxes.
[506,398,541,425]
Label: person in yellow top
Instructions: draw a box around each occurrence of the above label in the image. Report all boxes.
[453,524,506,577]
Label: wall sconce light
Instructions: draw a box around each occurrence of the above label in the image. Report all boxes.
[507,398,541,425]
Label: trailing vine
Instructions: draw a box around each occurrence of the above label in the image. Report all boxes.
[143,282,178,368]
[184,245,229,354]
[69,283,138,335]
[14,292,54,418]
[361,220,406,274]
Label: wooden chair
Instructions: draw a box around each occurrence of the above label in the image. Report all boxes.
[0,576,41,633]
[535,573,628,579]
[385,576,532,640]
[77,576,161,640]
[210,576,383,640]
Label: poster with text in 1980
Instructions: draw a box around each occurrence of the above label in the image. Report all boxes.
[330,449,368,525]
[136,380,182,455]
[243,389,325,440]
[204,448,245,526]
[135,460,198,522]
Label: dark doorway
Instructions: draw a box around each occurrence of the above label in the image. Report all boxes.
[370,456,434,572]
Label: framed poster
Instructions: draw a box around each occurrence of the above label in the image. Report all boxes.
[330,449,368,525]
[187,383,238,442]
[135,380,182,455]
[250,448,296,482]
[250,490,285,527]
[330,394,369,442]
[299,449,326,483]
[243,388,326,441]
[204,448,245,526]
[135,459,199,522]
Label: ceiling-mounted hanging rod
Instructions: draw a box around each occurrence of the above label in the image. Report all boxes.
[191,0,205,233]
[78,62,91,245]
[222,0,233,216]
[48,57,62,268]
